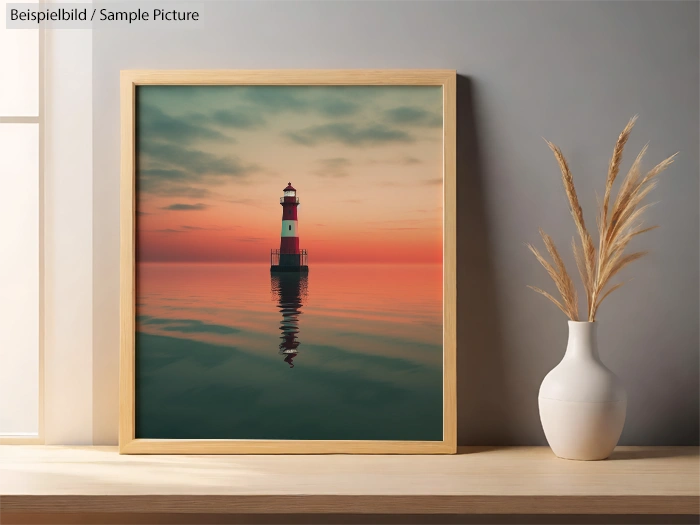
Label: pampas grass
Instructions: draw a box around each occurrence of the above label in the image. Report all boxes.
[529,117,677,321]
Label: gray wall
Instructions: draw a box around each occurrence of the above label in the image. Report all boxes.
[93,0,699,445]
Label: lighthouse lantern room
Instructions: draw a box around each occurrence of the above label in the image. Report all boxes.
[271,182,309,273]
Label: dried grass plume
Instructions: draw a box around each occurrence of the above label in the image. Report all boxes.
[529,117,677,321]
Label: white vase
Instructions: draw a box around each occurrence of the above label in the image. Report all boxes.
[538,321,626,460]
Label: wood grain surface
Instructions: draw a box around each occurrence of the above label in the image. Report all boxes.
[1,446,697,516]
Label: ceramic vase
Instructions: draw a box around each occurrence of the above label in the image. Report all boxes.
[538,321,626,460]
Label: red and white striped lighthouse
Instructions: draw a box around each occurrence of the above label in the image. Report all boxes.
[270,183,308,273]
[280,182,300,254]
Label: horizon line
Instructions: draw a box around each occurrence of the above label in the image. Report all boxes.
[137,261,443,265]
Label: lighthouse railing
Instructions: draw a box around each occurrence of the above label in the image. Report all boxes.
[271,249,308,266]
[280,197,300,204]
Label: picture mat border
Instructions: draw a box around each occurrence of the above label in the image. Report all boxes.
[120,70,457,454]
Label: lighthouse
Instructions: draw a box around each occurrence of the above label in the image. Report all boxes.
[270,182,309,273]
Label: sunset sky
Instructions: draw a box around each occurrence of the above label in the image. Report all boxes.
[136,85,443,263]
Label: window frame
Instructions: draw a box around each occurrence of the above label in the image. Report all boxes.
[0,14,45,445]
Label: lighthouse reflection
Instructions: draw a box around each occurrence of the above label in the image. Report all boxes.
[271,273,308,368]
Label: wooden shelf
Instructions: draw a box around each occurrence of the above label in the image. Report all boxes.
[0,446,697,522]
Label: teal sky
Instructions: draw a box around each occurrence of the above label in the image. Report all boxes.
[136,85,444,263]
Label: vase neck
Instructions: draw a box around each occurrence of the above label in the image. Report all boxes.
[564,321,599,361]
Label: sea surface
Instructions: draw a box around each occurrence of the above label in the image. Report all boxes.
[136,263,443,440]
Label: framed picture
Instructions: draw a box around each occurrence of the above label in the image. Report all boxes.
[120,70,456,454]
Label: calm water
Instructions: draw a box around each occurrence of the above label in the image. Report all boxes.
[136,263,443,440]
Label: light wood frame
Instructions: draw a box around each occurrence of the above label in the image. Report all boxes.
[120,70,456,454]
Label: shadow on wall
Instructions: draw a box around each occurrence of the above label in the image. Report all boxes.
[456,76,517,446]
[455,76,700,448]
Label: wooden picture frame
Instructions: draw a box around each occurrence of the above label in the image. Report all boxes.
[120,70,456,454]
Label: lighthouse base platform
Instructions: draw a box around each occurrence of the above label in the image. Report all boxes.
[270,265,309,273]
